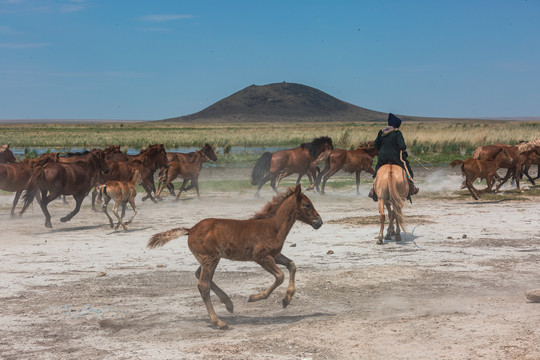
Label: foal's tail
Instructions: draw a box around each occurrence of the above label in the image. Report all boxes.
[147,227,189,249]
[251,152,272,185]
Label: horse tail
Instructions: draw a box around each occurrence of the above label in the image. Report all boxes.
[450,159,464,168]
[22,167,45,206]
[388,168,407,234]
[147,227,189,249]
[251,152,273,185]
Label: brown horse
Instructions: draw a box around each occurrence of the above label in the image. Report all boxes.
[20,149,110,228]
[0,153,59,216]
[161,143,217,196]
[373,164,409,245]
[167,143,218,163]
[0,144,17,163]
[155,150,209,199]
[251,136,334,196]
[451,148,513,200]
[147,184,323,329]
[472,143,532,191]
[92,144,168,208]
[97,167,140,230]
[315,142,378,195]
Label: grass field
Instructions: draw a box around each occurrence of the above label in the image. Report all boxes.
[1,120,539,165]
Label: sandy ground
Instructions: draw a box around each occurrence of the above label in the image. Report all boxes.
[1,166,539,360]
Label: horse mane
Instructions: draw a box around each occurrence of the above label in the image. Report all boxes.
[301,136,333,159]
[62,150,90,157]
[355,141,375,150]
[250,186,297,220]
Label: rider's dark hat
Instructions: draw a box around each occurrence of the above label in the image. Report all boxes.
[387,113,402,128]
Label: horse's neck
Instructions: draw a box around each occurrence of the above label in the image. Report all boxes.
[271,196,298,242]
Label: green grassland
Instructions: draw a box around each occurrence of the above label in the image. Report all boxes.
[1,120,539,165]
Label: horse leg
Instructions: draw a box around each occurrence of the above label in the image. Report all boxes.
[305,172,316,191]
[384,203,395,240]
[91,187,99,212]
[193,178,201,199]
[112,199,127,230]
[195,266,233,313]
[394,208,402,242]
[10,191,22,218]
[466,178,480,200]
[120,201,127,219]
[320,167,339,195]
[248,255,284,303]
[196,258,228,329]
[60,193,85,223]
[142,181,158,203]
[39,190,55,228]
[167,183,176,196]
[495,168,512,192]
[376,199,385,244]
[174,179,189,201]
[356,171,361,195]
[101,196,115,228]
[274,253,296,308]
[124,198,137,226]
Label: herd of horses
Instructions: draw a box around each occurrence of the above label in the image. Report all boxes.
[2,137,540,329]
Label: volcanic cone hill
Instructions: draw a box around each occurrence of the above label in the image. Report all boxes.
[164,82,388,123]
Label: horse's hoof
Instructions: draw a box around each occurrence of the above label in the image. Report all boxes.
[282,297,291,308]
[384,235,392,240]
[45,222,53,228]
[60,217,69,222]
[376,239,383,245]
[395,237,402,242]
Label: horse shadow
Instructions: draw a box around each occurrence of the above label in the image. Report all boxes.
[208,311,333,327]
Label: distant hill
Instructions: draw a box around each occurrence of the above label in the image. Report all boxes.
[163,82,389,123]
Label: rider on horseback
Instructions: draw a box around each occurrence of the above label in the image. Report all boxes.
[368,113,419,201]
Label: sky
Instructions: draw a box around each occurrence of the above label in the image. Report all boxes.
[1,0,539,120]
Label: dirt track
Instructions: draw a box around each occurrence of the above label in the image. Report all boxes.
[1,167,539,360]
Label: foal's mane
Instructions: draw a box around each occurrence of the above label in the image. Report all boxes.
[355,141,375,150]
[250,186,297,220]
[301,136,333,159]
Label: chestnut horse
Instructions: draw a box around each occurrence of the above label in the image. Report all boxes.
[155,150,209,200]
[472,143,533,191]
[97,166,140,230]
[20,149,110,228]
[315,142,378,195]
[161,143,218,195]
[0,144,17,163]
[373,164,409,245]
[147,184,323,329]
[251,136,334,197]
[451,148,513,200]
[0,153,59,216]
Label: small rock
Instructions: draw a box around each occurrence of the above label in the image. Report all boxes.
[97,272,106,277]
[525,289,540,303]
[290,243,297,247]
[462,234,467,239]
[447,236,453,239]
[327,250,334,255]
[156,264,166,268]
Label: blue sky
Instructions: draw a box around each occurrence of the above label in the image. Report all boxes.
[1,0,539,120]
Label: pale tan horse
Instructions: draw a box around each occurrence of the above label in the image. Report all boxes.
[373,164,408,244]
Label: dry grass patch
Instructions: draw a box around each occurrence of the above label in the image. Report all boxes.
[328,215,435,226]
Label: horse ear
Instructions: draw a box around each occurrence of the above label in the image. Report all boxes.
[294,184,302,198]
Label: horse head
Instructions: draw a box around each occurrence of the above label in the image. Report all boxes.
[91,149,110,174]
[0,144,17,163]
[293,184,323,229]
[203,143,218,161]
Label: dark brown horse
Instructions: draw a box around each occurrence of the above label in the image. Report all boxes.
[92,144,168,208]
[0,153,59,216]
[147,184,322,329]
[20,149,110,228]
[0,144,17,163]
[315,142,378,195]
[251,136,334,197]
[162,143,217,195]
[155,150,209,199]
